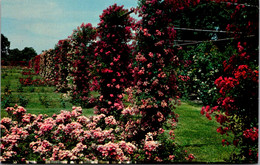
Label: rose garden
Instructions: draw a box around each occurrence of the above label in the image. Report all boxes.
[0,0,258,164]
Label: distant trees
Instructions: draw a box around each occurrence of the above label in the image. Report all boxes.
[1,34,37,66]
[8,47,37,62]
[1,34,10,60]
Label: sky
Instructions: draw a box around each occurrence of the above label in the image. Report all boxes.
[1,0,139,54]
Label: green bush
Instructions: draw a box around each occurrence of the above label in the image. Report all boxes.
[1,84,14,108]
[18,95,29,107]
[177,42,236,105]
[38,94,50,108]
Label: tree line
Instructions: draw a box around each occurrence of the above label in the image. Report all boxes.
[1,34,37,65]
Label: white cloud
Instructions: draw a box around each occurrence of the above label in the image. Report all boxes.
[2,0,63,21]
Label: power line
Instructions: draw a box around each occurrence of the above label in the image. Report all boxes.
[174,35,255,47]
[174,27,242,34]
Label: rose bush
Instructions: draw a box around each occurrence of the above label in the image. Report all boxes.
[0,105,136,163]
[200,0,258,163]
[201,42,258,163]
[68,23,98,108]
[31,55,41,74]
[0,105,193,163]
[93,4,135,118]
[129,0,198,140]
[53,39,72,93]
[15,0,256,163]
[39,49,57,86]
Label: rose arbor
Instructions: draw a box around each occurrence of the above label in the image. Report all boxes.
[68,23,98,108]
[94,4,135,118]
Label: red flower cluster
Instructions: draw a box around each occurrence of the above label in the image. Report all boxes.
[178,75,190,82]
[200,105,219,120]
[31,55,41,74]
[164,0,200,11]
[21,71,37,75]
[215,76,239,95]
[19,77,47,86]
[243,127,258,141]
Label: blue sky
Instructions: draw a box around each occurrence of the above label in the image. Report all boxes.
[1,0,139,54]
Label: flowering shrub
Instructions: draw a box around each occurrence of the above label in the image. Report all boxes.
[0,105,194,163]
[0,105,137,163]
[177,42,235,105]
[130,0,196,139]
[19,67,55,87]
[31,55,41,74]
[200,0,258,163]
[53,39,71,93]
[94,4,135,117]
[201,43,258,163]
[19,77,49,86]
[68,23,98,108]
[112,0,198,162]
[38,49,57,85]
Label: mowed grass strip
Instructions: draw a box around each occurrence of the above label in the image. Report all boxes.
[1,67,95,117]
[174,102,235,163]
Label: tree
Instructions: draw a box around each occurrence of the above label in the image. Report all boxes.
[1,34,10,60]
[21,47,37,61]
[8,47,37,62]
[9,48,21,61]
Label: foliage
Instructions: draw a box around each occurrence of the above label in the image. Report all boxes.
[3,47,37,65]
[1,84,13,109]
[177,42,236,105]
[170,0,234,42]
[18,95,29,107]
[38,94,51,108]
[20,47,38,62]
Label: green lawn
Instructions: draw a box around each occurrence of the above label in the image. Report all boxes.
[174,102,235,163]
[1,66,235,163]
[1,67,95,117]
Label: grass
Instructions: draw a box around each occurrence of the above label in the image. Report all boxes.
[174,102,235,163]
[1,66,235,163]
[1,66,95,117]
